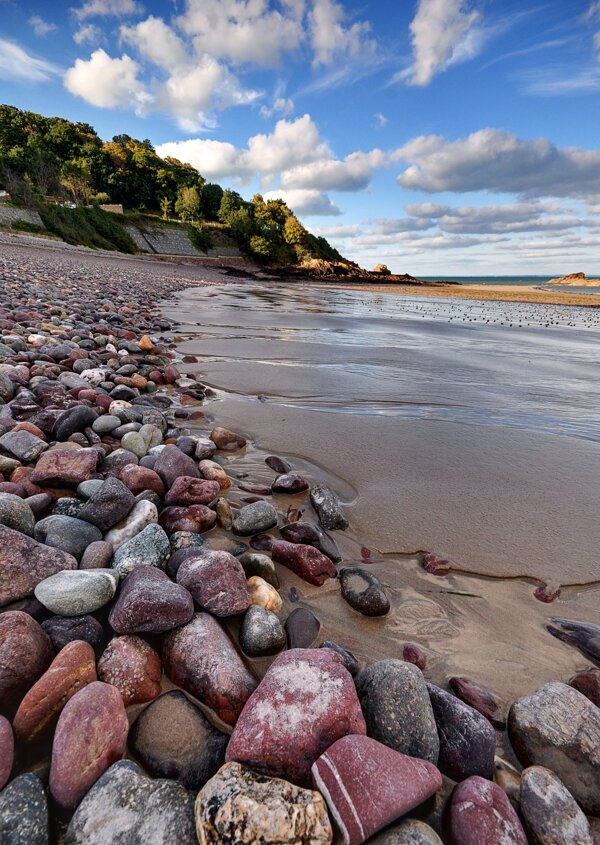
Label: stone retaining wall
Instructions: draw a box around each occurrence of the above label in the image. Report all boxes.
[125,225,241,259]
[0,207,44,229]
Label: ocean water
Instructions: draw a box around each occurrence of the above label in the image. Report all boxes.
[421,275,600,293]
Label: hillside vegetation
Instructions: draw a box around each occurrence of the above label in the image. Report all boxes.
[0,104,352,266]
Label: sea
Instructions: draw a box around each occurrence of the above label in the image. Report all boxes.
[421,275,600,293]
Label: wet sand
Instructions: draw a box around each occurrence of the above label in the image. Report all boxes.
[164,281,600,704]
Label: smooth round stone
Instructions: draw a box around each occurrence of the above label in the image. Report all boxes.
[163,613,257,728]
[78,477,136,532]
[91,414,120,434]
[195,438,217,460]
[118,464,165,498]
[100,448,139,477]
[271,473,309,494]
[520,765,595,845]
[98,636,162,706]
[49,681,129,812]
[34,515,102,560]
[154,445,200,488]
[309,485,348,531]
[215,497,233,529]
[12,640,97,744]
[0,493,35,536]
[113,423,142,439]
[41,615,105,658]
[195,762,331,845]
[54,406,97,441]
[177,551,250,617]
[279,521,341,562]
[284,607,321,648]
[0,716,13,790]
[199,459,231,489]
[159,504,217,535]
[239,552,280,588]
[0,612,53,712]
[271,540,337,586]
[130,690,229,789]
[105,499,158,550]
[77,479,104,500]
[109,566,194,635]
[65,760,196,845]
[164,477,220,507]
[568,668,600,707]
[247,576,282,612]
[111,522,170,579]
[138,424,163,450]
[356,659,440,764]
[449,776,527,845]
[51,498,86,518]
[265,456,292,474]
[35,570,118,616]
[210,427,246,451]
[80,540,113,569]
[232,500,277,536]
[426,683,496,782]
[367,819,443,844]
[508,681,600,814]
[121,431,148,459]
[240,606,286,657]
[25,493,52,515]
[0,773,48,845]
[339,567,390,616]
[449,676,505,729]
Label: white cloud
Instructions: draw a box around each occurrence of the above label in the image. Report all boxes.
[309,0,377,66]
[0,38,60,82]
[176,0,304,67]
[260,97,294,118]
[64,48,149,111]
[280,149,386,191]
[403,0,480,86]
[395,128,600,199]
[120,16,188,70]
[263,188,341,215]
[72,0,144,20]
[73,24,102,44]
[29,16,58,37]
[374,112,388,128]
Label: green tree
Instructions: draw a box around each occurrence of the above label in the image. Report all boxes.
[175,185,201,222]
[160,196,172,220]
[218,189,247,224]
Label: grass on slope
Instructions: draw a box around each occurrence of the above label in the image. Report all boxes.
[37,204,137,253]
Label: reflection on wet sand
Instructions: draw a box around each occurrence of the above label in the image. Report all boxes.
[163,282,600,705]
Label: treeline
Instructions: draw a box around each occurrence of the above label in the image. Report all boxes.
[0,104,348,265]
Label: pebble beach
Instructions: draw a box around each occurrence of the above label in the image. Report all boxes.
[0,235,598,845]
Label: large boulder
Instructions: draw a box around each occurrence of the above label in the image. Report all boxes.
[519,766,595,845]
[31,448,99,486]
[177,551,250,617]
[109,566,194,635]
[0,612,53,712]
[226,648,366,785]
[0,525,78,606]
[449,776,527,845]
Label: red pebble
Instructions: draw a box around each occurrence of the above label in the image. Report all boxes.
[403,644,427,670]
[422,553,450,576]
[534,582,561,603]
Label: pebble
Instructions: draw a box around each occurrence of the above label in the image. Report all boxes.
[0,492,35,535]
[508,681,600,814]
[210,426,246,451]
[449,776,527,845]
[80,539,113,569]
[154,444,200,488]
[195,761,332,845]
[54,406,97,441]
[568,668,600,706]
[279,520,342,561]
[34,514,102,560]
[35,569,118,616]
[0,612,53,712]
[97,635,162,706]
[49,681,128,812]
[284,606,321,648]
[109,566,194,634]
[265,455,292,473]
[232,500,278,535]
[426,683,496,781]
[92,414,120,434]
[403,644,427,670]
[271,473,309,494]
[546,617,600,664]
[215,497,233,529]
[449,676,505,729]
[0,430,47,462]
[130,690,229,789]
[0,773,48,845]
[119,464,165,497]
[319,641,360,675]
[272,539,337,585]
[247,575,282,611]
[120,431,147,458]
[519,765,595,845]
[239,551,280,587]
[177,550,251,616]
[226,648,366,784]
[104,499,158,550]
[164,476,220,506]
[0,716,13,790]
[199,459,231,489]
[65,760,196,845]
[78,476,136,531]
[311,735,442,845]
[42,615,105,657]
[356,659,439,764]
[163,613,258,727]
[31,447,98,486]
[339,567,390,616]
[111,522,170,579]
[240,606,287,656]
[366,819,443,844]
[12,640,97,744]
[0,524,78,605]
[159,503,217,534]
[309,485,348,530]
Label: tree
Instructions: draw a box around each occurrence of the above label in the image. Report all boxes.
[175,185,201,222]
[60,159,92,205]
[218,189,247,225]
[201,182,223,220]
[160,196,172,220]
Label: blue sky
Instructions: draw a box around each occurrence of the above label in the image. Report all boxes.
[2,0,600,274]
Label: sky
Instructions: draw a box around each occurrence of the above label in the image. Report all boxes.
[2,0,600,275]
